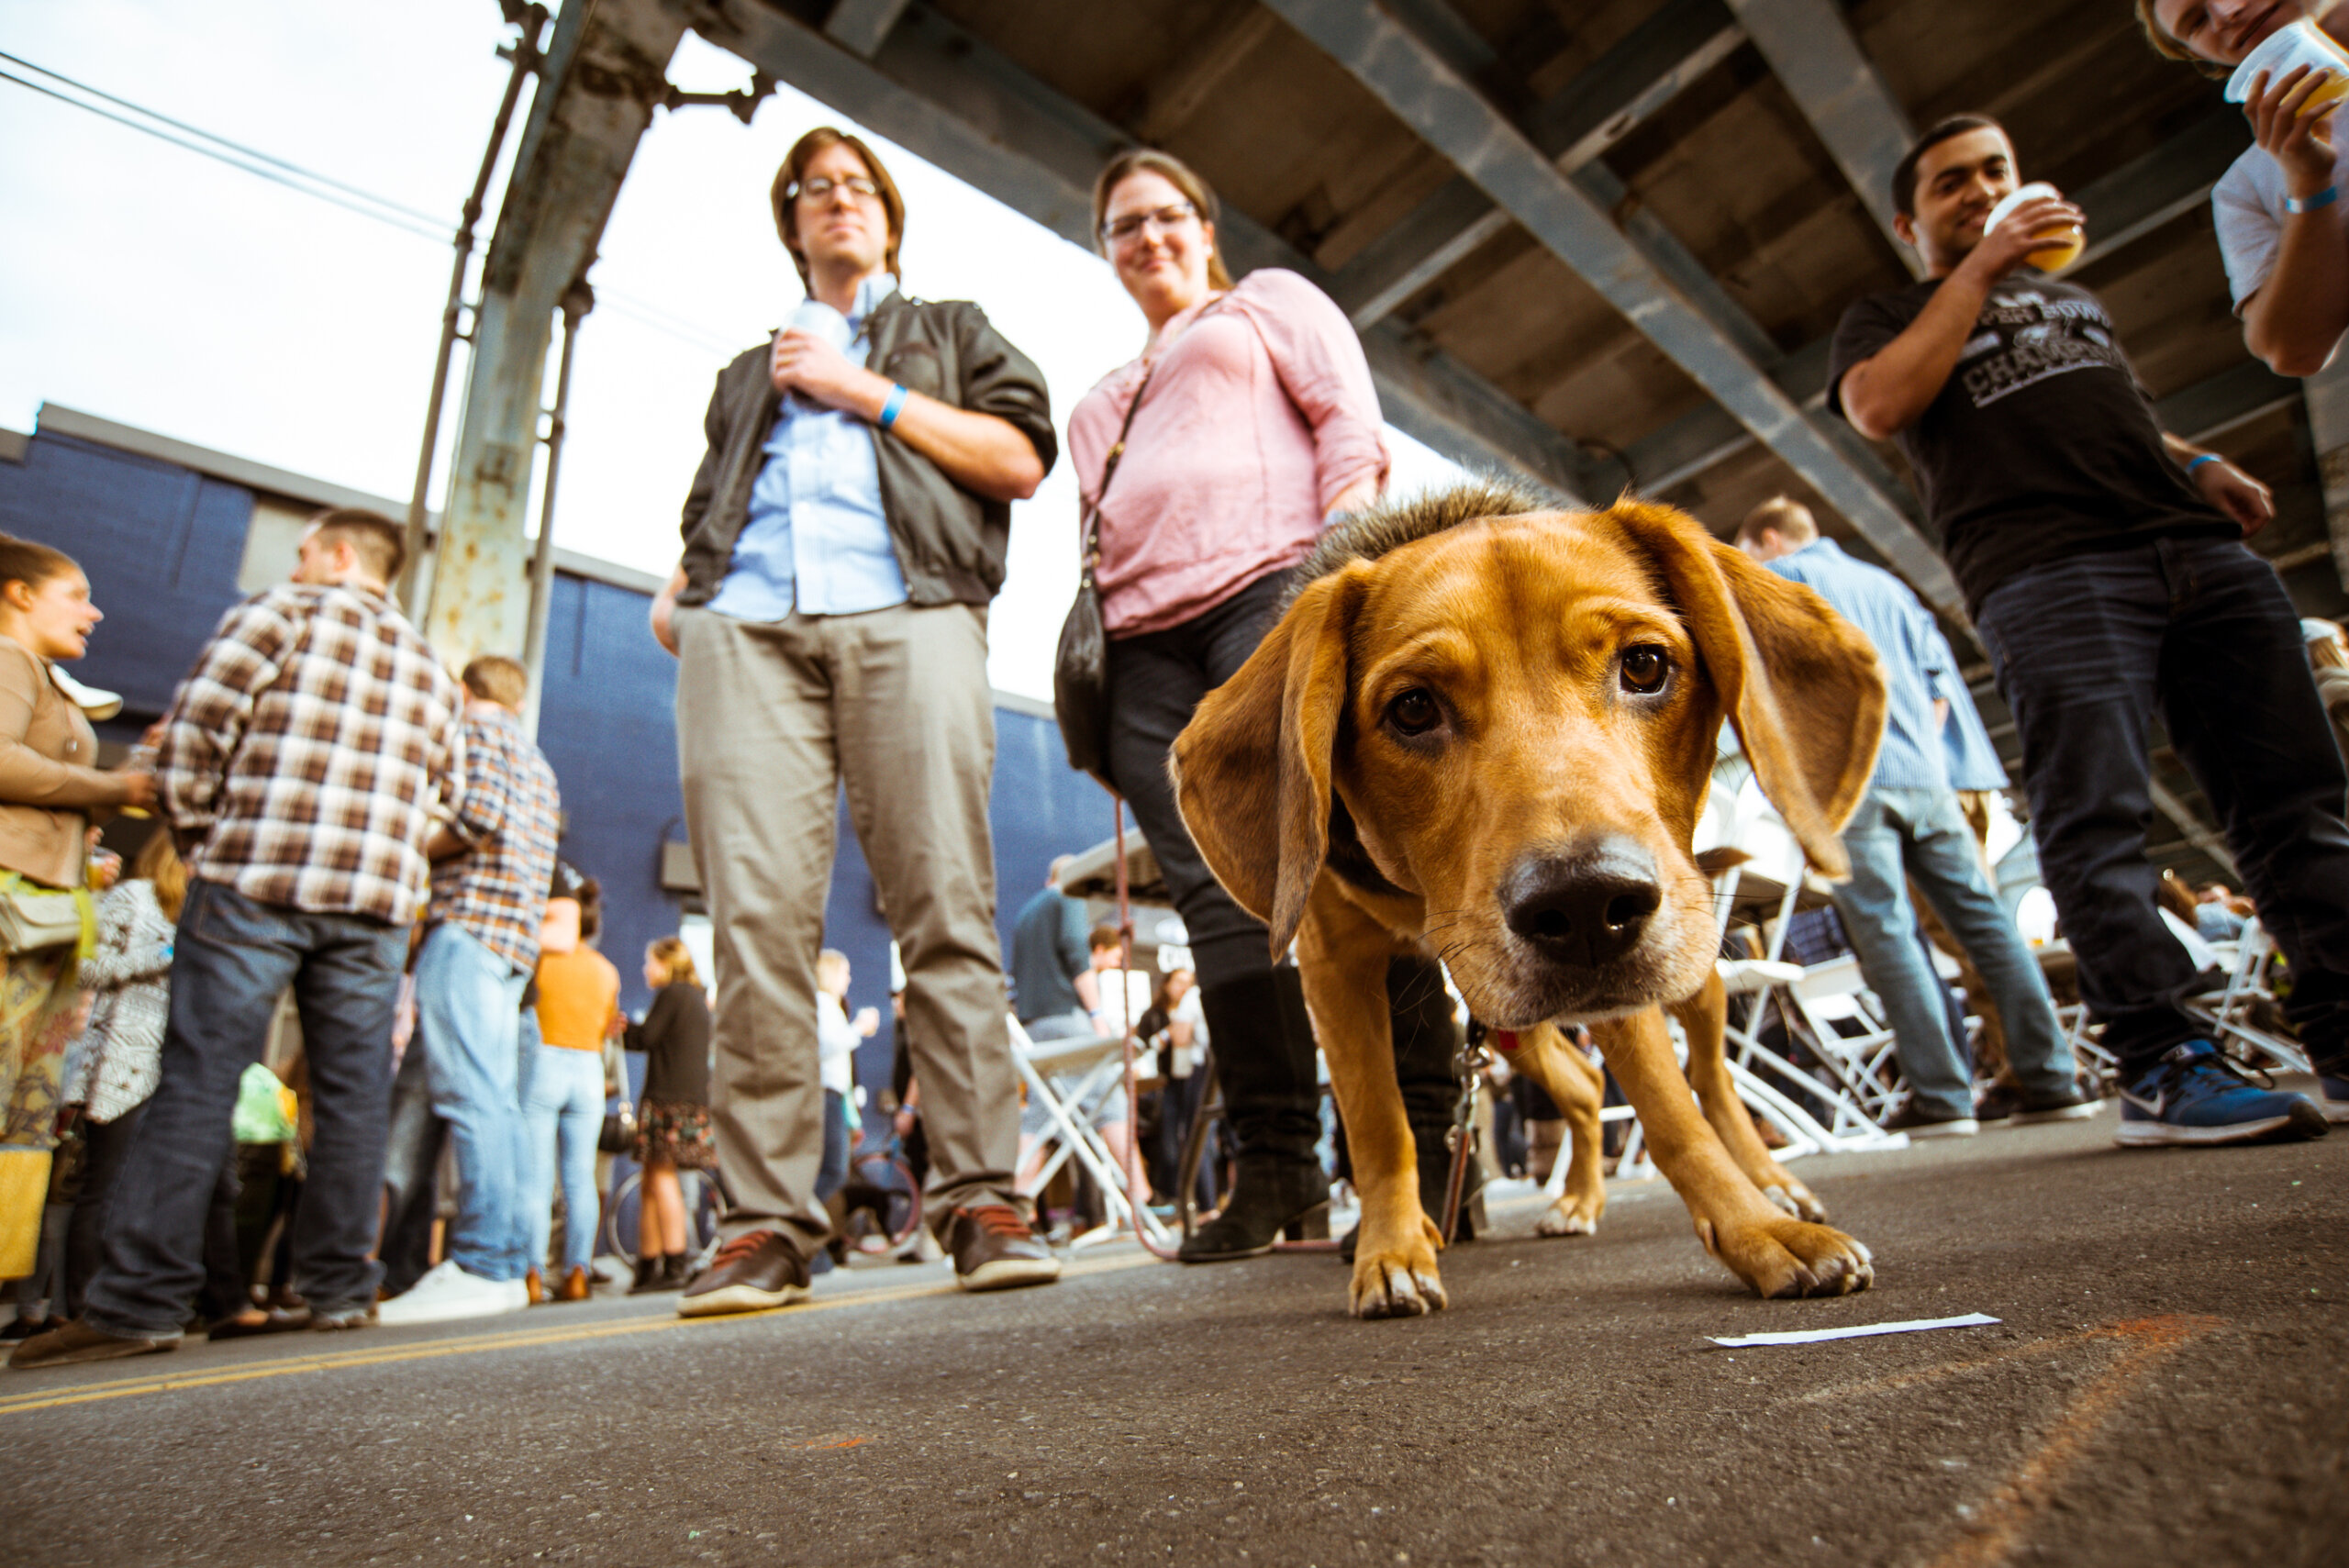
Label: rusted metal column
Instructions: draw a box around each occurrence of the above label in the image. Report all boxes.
[422,0,685,665]
[398,4,547,613]
[520,279,591,740]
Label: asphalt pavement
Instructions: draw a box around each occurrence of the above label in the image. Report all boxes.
[4,1094,2344,1567]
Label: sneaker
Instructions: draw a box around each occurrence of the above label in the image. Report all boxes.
[676,1230,810,1318]
[1883,1101,1979,1139]
[374,1260,530,1327]
[2012,1087,2104,1126]
[7,1318,177,1370]
[2115,1041,2330,1148]
[944,1204,1062,1293]
[309,1304,376,1332]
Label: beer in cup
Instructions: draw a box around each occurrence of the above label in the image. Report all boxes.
[2226,17,2349,120]
[1984,182,2085,275]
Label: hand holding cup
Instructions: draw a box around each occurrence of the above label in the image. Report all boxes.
[1976,183,2086,280]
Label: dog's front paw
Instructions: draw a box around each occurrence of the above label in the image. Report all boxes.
[1698,1215,1873,1299]
[1534,1188,1602,1237]
[1349,1216,1447,1319]
[1758,1172,1827,1223]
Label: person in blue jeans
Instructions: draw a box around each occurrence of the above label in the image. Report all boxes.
[380,655,563,1327]
[1740,499,2096,1137]
[13,509,465,1370]
[1826,113,2341,1146]
[520,867,618,1303]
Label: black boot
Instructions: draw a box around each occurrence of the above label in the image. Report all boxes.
[1179,968,1328,1262]
[626,1255,663,1295]
[1181,1155,1330,1261]
[660,1251,691,1288]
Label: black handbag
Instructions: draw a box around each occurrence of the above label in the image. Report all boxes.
[598,1095,638,1156]
[1053,356,1163,788]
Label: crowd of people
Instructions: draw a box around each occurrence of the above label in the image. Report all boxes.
[9,5,2349,1363]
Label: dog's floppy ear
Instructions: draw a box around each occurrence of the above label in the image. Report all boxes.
[1172,565,1368,958]
[1604,500,1886,878]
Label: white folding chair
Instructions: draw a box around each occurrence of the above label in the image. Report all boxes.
[2176,913,2311,1073]
[1008,1015,1175,1251]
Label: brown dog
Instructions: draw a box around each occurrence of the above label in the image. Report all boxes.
[1172,484,1887,1318]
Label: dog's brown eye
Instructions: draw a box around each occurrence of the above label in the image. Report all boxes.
[1619,646,1670,695]
[1387,688,1442,736]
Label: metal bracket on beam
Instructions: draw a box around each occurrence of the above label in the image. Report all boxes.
[662,68,775,123]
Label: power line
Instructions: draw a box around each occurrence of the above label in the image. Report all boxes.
[0,48,448,228]
[0,50,751,361]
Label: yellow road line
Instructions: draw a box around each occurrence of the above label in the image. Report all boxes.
[0,1251,1163,1417]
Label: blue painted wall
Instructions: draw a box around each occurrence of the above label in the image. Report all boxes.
[2,423,1107,1125]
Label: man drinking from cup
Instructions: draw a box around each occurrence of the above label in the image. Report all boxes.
[2138,0,2349,374]
[1830,113,2347,1146]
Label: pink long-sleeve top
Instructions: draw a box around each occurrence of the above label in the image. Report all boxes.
[1067,268,1390,636]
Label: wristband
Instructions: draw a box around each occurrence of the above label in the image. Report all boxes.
[2287,185,2339,215]
[878,383,908,429]
[2187,453,2222,473]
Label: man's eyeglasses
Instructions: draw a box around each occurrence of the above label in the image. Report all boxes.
[1101,201,1198,244]
[793,174,882,202]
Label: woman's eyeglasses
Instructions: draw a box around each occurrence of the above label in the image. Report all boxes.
[793,174,882,202]
[1101,202,1198,244]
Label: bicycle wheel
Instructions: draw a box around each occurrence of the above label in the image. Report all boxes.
[601,1170,643,1268]
[840,1151,923,1251]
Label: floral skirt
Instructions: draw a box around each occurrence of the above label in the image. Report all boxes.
[2,944,79,1150]
[635,1097,716,1171]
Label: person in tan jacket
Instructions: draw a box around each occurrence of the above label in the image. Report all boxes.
[0,534,150,1282]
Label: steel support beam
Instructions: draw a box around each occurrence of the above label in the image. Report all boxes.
[2300,356,2349,593]
[1721,0,1916,268]
[1330,0,1746,328]
[696,0,1592,496]
[1264,0,1961,613]
[428,0,685,665]
[824,0,912,58]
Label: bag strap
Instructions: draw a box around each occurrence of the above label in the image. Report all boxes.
[1078,297,1227,586]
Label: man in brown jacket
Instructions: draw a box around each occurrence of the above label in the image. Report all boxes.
[648,127,1060,1312]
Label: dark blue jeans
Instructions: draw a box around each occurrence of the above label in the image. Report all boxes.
[83,880,406,1340]
[1977,536,2349,1070]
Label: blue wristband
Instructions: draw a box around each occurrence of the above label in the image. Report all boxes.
[2287,185,2339,215]
[2187,453,2221,473]
[878,383,908,429]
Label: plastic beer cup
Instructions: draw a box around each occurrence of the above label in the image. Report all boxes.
[1984,182,2085,274]
[2226,18,2349,117]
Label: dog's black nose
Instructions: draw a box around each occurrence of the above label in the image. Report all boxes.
[1499,839,1663,966]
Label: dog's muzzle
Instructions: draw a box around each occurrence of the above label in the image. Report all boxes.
[1498,836,1664,970]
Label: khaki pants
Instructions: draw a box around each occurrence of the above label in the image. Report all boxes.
[674,602,1019,1248]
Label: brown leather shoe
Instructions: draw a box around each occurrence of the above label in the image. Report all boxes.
[676,1229,810,1318]
[524,1267,544,1307]
[555,1265,592,1302]
[945,1204,1062,1293]
[8,1318,177,1370]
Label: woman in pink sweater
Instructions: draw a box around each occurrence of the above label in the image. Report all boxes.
[1065,150,1388,1261]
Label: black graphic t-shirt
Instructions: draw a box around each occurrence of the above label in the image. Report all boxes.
[1827,276,2234,615]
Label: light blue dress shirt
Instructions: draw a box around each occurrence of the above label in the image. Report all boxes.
[707,274,909,621]
[1764,538,1951,795]
[1922,624,2009,791]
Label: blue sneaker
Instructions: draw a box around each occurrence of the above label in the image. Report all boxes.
[2115,1041,2329,1148]
[2317,1059,2349,1126]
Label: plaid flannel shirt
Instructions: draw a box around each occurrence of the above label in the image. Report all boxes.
[429,704,562,971]
[156,584,464,927]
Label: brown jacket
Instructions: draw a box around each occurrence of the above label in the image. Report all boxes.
[0,638,125,888]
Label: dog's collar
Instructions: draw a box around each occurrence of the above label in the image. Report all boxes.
[1325,795,1408,899]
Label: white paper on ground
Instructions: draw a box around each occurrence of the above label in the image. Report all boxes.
[1707,1312,2000,1348]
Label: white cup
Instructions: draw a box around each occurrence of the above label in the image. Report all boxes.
[1983,181,2085,274]
[2225,17,2349,107]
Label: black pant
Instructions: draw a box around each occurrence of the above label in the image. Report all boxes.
[69,1106,244,1325]
[1977,536,2349,1067]
[1107,573,1455,1166]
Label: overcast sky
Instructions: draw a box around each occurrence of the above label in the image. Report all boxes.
[0,0,1462,700]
